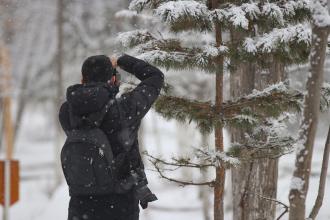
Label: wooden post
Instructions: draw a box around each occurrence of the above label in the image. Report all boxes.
[0,42,19,220]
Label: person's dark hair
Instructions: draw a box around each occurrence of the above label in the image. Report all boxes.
[81,55,114,83]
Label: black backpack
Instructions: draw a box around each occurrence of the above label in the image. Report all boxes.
[60,99,138,196]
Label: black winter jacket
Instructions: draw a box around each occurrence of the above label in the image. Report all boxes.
[59,54,164,220]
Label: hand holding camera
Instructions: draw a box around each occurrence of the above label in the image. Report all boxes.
[110,56,118,69]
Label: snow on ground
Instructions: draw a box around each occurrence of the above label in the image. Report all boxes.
[0,106,329,220]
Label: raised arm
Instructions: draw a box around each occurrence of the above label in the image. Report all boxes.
[117,54,165,120]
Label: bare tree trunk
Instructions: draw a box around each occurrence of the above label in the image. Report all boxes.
[0,0,15,44]
[230,59,255,220]
[199,133,211,220]
[214,54,225,220]
[230,27,285,219]
[54,0,65,188]
[288,22,329,220]
[0,100,3,151]
[213,4,225,220]
[13,73,29,143]
[308,125,330,219]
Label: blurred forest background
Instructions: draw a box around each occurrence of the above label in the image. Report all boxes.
[0,0,330,220]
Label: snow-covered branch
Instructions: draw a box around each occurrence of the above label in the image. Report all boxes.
[195,148,240,167]
[210,0,311,29]
[129,0,152,12]
[117,29,156,48]
[136,44,228,71]
[155,82,303,132]
[117,30,228,71]
[154,1,212,32]
[242,24,311,54]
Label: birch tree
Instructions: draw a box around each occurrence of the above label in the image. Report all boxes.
[288,1,330,219]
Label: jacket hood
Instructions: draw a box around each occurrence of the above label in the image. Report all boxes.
[66,82,118,116]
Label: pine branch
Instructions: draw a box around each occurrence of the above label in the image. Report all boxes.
[154,95,216,133]
[128,0,152,12]
[117,29,228,71]
[195,148,240,167]
[154,1,213,32]
[137,47,227,72]
[144,151,214,169]
[129,0,208,12]
[129,0,310,32]
[117,27,309,72]
[148,155,215,187]
[117,29,156,48]
[154,83,303,132]
[228,136,295,161]
[117,25,310,71]
[135,37,228,71]
[210,1,311,30]
[235,24,311,65]
[223,83,303,118]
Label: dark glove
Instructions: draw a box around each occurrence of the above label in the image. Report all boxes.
[135,185,158,209]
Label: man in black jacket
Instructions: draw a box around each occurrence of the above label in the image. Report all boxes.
[59,54,164,220]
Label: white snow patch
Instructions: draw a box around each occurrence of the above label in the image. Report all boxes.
[246,81,289,99]
[290,176,305,191]
[99,148,104,157]
[310,0,330,27]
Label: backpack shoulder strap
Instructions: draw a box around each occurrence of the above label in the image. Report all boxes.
[94,99,116,127]
[114,97,124,122]
[113,97,137,152]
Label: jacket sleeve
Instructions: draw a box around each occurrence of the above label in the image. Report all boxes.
[117,54,164,121]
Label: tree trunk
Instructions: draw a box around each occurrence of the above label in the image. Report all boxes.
[308,125,330,219]
[199,133,211,220]
[54,0,65,188]
[230,60,255,220]
[230,29,285,219]
[209,0,225,219]
[0,101,3,151]
[288,23,329,220]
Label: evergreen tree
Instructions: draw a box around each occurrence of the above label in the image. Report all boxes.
[117,0,329,219]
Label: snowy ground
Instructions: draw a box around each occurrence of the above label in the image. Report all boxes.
[0,106,329,220]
